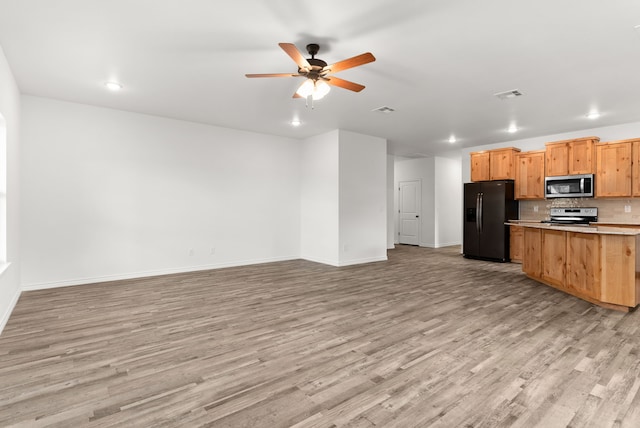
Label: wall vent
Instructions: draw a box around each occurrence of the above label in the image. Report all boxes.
[494,89,523,100]
[372,106,395,113]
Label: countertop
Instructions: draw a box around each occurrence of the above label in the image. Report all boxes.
[505,221,640,235]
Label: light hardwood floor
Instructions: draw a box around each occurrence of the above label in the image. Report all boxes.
[1,245,640,427]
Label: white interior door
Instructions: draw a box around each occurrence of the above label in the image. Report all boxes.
[399,180,421,245]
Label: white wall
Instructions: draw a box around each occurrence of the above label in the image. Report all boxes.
[20,96,302,289]
[386,155,395,249]
[300,130,340,265]
[300,129,388,266]
[434,156,462,247]
[338,130,387,266]
[0,45,21,333]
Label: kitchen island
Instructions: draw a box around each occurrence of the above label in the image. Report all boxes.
[507,222,640,311]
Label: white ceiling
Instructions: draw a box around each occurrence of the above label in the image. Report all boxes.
[2,0,640,157]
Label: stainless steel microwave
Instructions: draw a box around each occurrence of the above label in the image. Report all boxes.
[545,174,594,198]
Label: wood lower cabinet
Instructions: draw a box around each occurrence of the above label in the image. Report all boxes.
[600,235,638,307]
[566,232,601,300]
[510,225,523,263]
[541,229,566,288]
[520,225,640,311]
[522,228,542,277]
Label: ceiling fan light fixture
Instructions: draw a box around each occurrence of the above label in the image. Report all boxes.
[296,79,331,100]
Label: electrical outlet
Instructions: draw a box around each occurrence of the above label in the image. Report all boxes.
[210,247,216,255]
[188,248,194,256]
[533,205,539,213]
[625,205,632,213]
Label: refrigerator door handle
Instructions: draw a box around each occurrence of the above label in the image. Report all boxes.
[479,193,483,234]
[476,193,481,233]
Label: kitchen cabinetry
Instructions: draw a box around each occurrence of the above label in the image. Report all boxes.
[510,225,523,263]
[596,141,632,197]
[470,151,490,182]
[518,223,640,311]
[470,147,520,182]
[541,229,566,288]
[515,150,545,199]
[522,227,542,277]
[545,136,599,177]
[632,140,640,196]
[566,232,600,300]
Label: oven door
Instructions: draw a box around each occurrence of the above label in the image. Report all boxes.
[545,174,594,198]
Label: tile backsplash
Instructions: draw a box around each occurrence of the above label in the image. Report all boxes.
[520,198,640,223]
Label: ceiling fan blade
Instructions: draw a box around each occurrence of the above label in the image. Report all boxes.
[245,73,300,78]
[323,76,365,92]
[279,43,311,70]
[292,92,303,99]
[324,52,375,74]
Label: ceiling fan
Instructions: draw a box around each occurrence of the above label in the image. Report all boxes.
[245,43,375,100]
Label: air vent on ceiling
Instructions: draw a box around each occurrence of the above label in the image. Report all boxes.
[372,106,395,113]
[494,89,523,100]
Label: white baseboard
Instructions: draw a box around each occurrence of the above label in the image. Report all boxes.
[0,286,21,336]
[433,241,461,248]
[20,255,299,291]
[336,255,388,267]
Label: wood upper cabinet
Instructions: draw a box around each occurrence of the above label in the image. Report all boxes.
[566,232,601,300]
[490,147,520,180]
[470,151,490,182]
[541,229,566,288]
[596,141,632,197]
[470,147,520,182]
[545,136,599,177]
[515,150,545,199]
[631,140,640,196]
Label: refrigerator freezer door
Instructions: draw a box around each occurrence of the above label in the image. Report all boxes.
[463,182,481,258]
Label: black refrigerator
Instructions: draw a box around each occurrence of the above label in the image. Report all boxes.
[463,180,518,262]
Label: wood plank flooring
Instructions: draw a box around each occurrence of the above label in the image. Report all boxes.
[1,245,640,427]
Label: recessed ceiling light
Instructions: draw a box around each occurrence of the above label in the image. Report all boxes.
[104,81,122,91]
[586,111,600,119]
[448,135,456,143]
[507,124,518,133]
[291,119,301,126]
